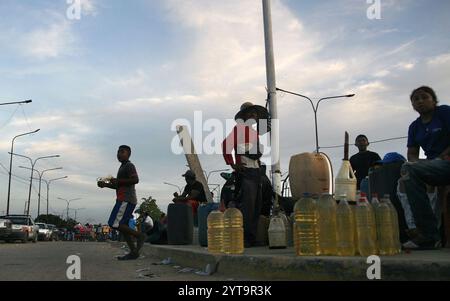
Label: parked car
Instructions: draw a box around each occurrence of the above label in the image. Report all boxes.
[36,223,51,241]
[0,218,12,241]
[0,215,38,243]
[47,224,59,241]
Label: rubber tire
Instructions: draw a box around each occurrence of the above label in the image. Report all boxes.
[32,234,37,243]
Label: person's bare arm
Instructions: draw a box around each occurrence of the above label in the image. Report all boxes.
[407,146,420,162]
[174,189,200,202]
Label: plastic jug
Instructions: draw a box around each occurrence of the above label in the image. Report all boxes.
[382,194,401,254]
[294,193,320,256]
[336,195,356,256]
[318,193,338,255]
[223,208,244,254]
[375,200,397,255]
[207,210,224,254]
[355,197,378,256]
[335,160,357,202]
[268,212,287,249]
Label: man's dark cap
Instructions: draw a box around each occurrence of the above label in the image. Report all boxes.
[182,170,196,179]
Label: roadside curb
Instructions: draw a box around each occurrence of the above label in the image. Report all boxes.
[110,241,450,280]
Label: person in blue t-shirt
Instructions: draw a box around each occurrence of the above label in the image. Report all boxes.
[401,86,450,250]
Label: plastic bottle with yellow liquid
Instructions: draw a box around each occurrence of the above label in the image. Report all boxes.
[355,197,378,256]
[207,210,224,254]
[223,207,244,254]
[382,194,402,254]
[336,195,356,256]
[362,192,378,252]
[375,198,398,255]
[294,193,320,256]
[318,193,337,255]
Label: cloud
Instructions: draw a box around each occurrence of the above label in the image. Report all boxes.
[427,53,450,66]
[21,18,76,60]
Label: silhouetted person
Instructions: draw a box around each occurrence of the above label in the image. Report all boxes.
[350,135,381,189]
[98,145,145,260]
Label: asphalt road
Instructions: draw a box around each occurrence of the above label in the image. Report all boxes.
[0,241,243,281]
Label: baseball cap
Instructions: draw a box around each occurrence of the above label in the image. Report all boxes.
[182,170,196,179]
[376,152,406,165]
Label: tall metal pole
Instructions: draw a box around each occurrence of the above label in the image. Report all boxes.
[43,176,68,223]
[37,172,43,217]
[47,181,50,222]
[26,162,35,217]
[262,0,282,201]
[6,129,39,215]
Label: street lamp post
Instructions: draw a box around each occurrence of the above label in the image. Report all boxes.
[276,88,355,153]
[42,176,68,223]
[58,197,81,221]
[205,169,230,184]
[20,166,62,218]
[163,182,182,194]
[71,208,86,222]
[9,152,60,216]
[6,129,40,215]
[0,99,32,106]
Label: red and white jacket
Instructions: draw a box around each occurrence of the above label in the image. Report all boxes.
[222,122,260,169]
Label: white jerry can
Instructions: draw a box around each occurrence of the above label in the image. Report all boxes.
[268,213,287,249]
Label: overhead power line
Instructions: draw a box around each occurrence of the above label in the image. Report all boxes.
[319,136,408,150]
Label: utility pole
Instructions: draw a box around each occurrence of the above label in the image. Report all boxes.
[262,0,281,200]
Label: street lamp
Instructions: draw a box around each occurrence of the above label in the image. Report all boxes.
[42,176,68,223]
[71,208,86,221]
[58,197,81,221]
[19,166,62,218]
[163,182,182,194]
[204,169,231,184]
[276,88,355,153]
[0,99,32,106]
[9,152,60,216]
[6,129,40,215]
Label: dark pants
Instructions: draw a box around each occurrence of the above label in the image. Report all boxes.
[236,168,262,244]
[401,159,450,242]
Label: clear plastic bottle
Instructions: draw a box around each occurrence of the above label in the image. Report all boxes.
[355,197,378,256]
[375,199,397,255]
[382,194,401,254]
[371,193,380,208]
[207,210,224,254]
[318,193,337,255]
[294,193,320,256]
[223,208,244,254]
[336,195,356,256]
[362,192,378,252]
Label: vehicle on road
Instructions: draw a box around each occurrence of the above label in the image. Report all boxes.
[0,215,38,243]
[0,218,12,241]
[47,224,59,241]
[36,223,51,241]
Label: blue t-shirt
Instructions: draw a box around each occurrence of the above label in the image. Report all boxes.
[407,105,450,159]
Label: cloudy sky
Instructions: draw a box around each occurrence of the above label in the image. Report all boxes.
[0,0,449,223]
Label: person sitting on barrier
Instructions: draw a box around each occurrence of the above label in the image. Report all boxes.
[350,134,382,190]
[172,170,207,217]
[139,211,154,236]
[401,86,450,250]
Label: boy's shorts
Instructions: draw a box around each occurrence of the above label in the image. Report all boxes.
[108,200,136,229]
